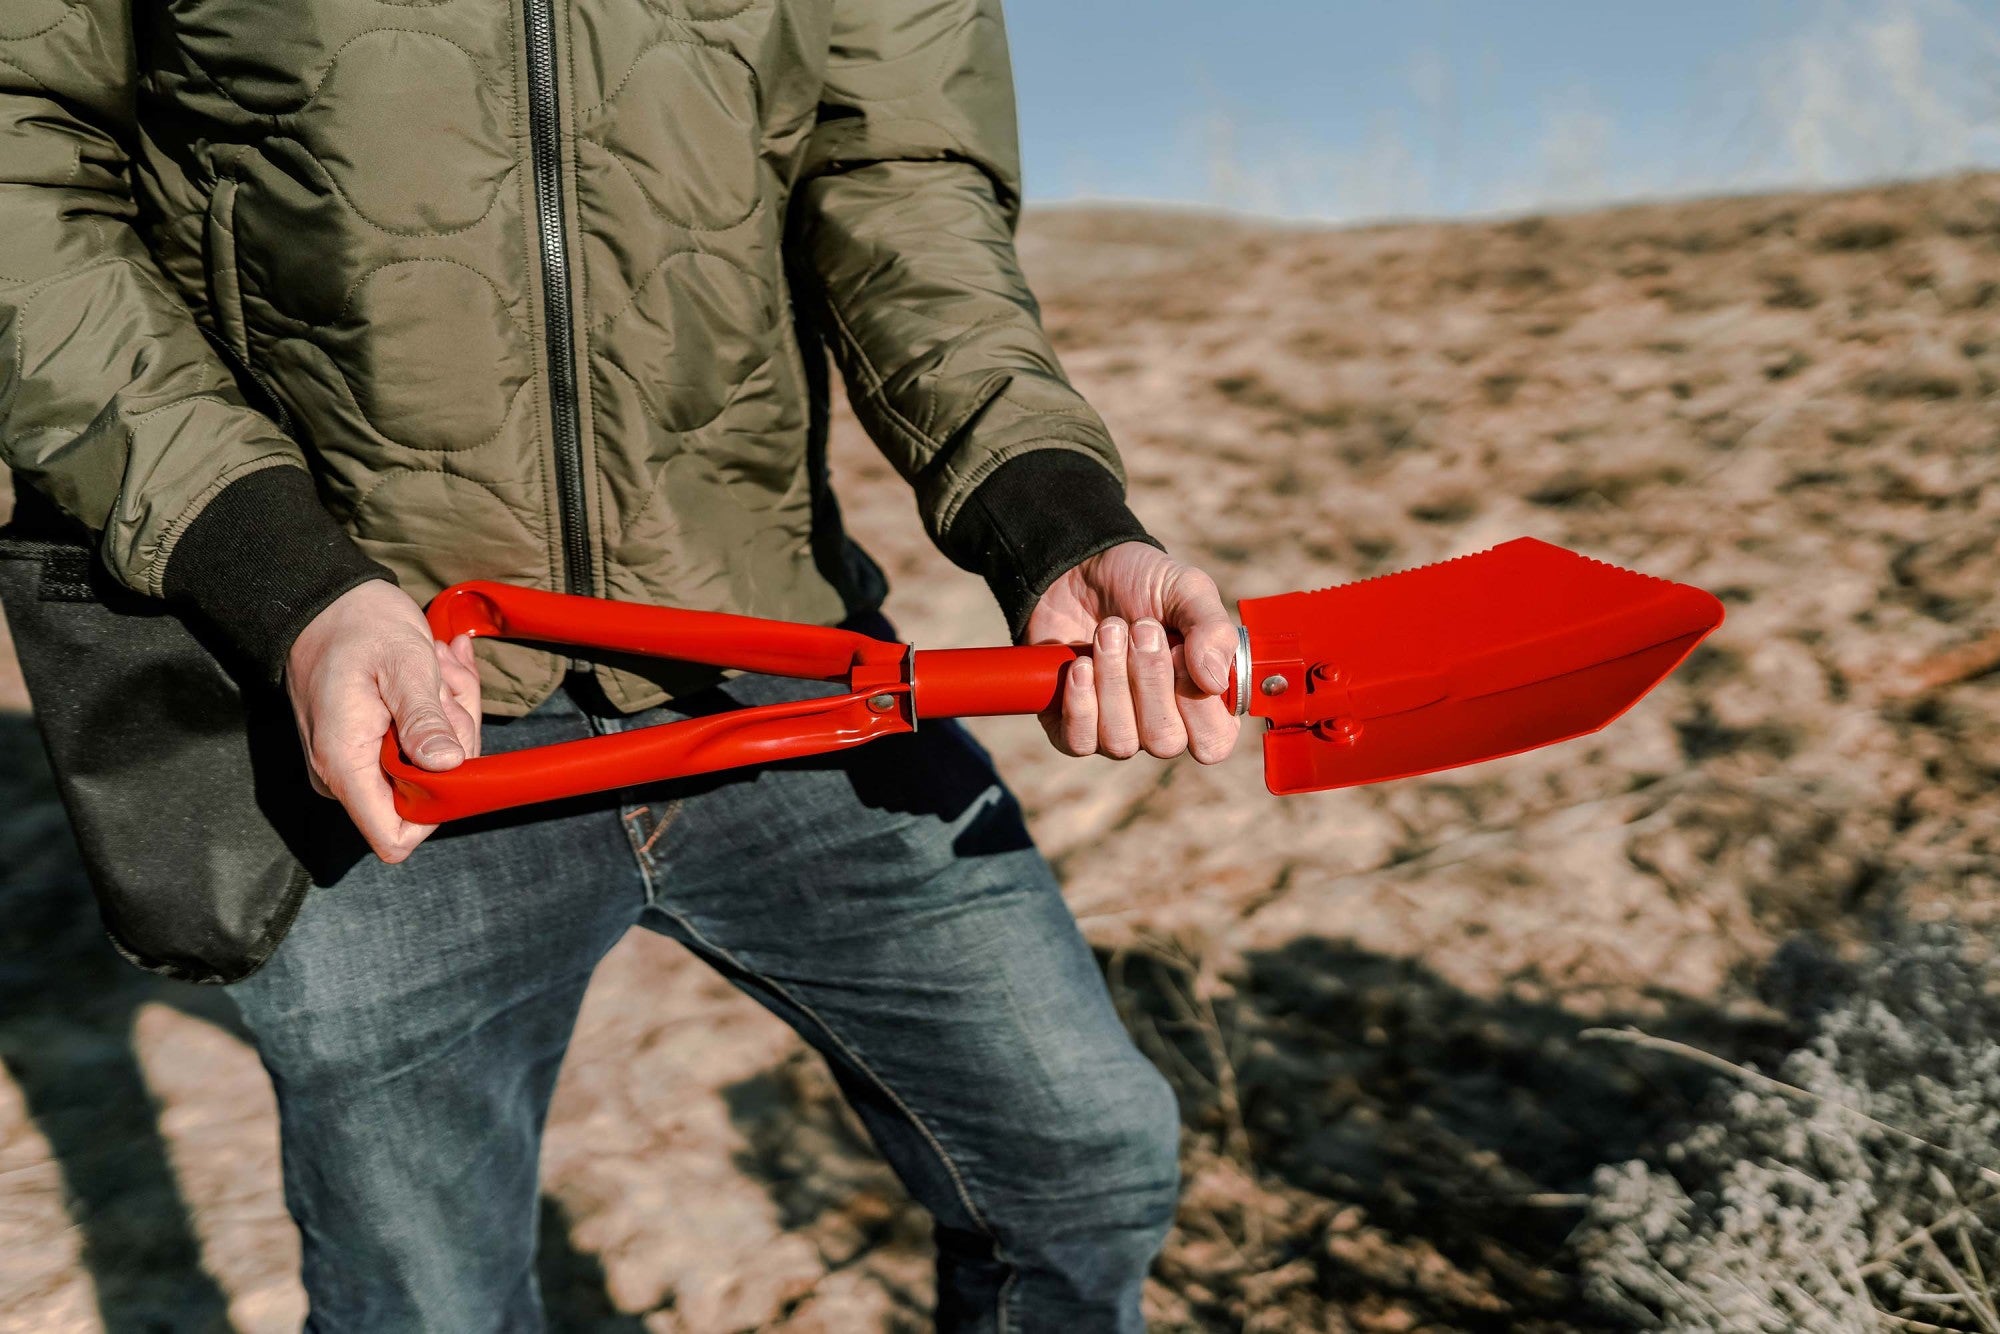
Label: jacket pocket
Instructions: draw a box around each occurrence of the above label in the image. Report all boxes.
[200,174,300,440]
[204,174,252,365]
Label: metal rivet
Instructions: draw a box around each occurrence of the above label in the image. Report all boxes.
[1312,663,1345,685]
[1318,718,1362,746]
[1260,674,1289,696]
[867,692,897,712]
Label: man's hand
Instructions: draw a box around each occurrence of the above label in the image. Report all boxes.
[285,580,482,863]
[1026,542,1240,764]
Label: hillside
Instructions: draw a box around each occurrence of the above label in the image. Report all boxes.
[3,172,1998,1330]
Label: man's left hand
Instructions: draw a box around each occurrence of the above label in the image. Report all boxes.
[1025,541,1241,764]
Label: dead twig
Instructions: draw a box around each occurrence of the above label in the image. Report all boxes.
[1863,1201,2000,1279]
[1882,1315,1988,1333]
[1579,1027,2000,1190]
[1138,942,1252,1157]
[1881,630,2000,698]
[1915,1229,2000,1334]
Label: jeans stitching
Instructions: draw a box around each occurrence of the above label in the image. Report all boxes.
[620,804,683,900]
[622,811,660,903]
[638,805,678,857]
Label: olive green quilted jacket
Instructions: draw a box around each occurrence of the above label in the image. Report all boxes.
[0,0,1146,714]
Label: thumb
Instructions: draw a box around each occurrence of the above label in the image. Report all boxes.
[381,645,465,772]
[1162,570,1237,697]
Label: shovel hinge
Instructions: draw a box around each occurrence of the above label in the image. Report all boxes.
[1246,632,1445,731]
[1315,717,1363,747]
[1244,631,1311,726]
[1247,633,1452,730]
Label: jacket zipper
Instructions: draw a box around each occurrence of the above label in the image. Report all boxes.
[523,0,592,598]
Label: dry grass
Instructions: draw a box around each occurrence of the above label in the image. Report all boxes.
[1576,925,2000,1333]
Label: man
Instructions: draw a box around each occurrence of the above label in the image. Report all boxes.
[0,1,1239,1327]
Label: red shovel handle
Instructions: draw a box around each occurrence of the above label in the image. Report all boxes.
[419,581,909,680]
[913,645,1087,717]
[382,584,1182,823]
[385,583,915,822]
[384,686,917,823]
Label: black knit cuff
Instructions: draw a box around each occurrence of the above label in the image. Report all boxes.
[941,451,1160,641]
[162,466,396,683]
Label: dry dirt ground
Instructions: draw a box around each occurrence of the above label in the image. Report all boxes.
[2,172,1997,1332]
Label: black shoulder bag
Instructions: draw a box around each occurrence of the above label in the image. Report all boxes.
[0,487,348,984]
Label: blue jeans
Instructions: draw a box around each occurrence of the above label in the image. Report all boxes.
[227,664,1180,1332]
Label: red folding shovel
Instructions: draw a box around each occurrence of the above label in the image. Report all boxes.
[384,537,1723,824]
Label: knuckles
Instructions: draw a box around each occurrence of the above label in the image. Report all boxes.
[1172,565,1222,603]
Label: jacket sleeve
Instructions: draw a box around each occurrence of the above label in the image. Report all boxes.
[794,0,1158,637]
[0,1,388,679]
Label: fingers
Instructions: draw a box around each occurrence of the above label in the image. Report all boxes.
[296,697,433,863]
[327,752,437,864]
[1129,619,1189,758]
[283,580,459,864]
[1161,568,1238,698]
[440,695,480,764]
[1177,680,1241,765]
[435,634,483,759]
[1040,656,1099,757]
[1092,620,1140,759]
[379,643,465,772]
[1042,619,1200,761]
[1034,547,1240,764]
[324,641,463,863]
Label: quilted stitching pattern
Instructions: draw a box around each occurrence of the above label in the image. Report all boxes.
[1,0,1126,715]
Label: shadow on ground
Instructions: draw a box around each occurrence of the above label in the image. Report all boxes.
[715,928,1794,1333]
[1109,938,1794,1330]
[0,713,632,1330]
[721,1058,934,1331]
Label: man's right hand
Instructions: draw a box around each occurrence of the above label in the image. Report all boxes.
[285,580,482,863]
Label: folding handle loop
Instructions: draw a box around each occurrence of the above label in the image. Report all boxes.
[383,583,915,823]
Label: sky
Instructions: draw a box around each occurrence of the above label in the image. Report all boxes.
[1003,0,2000,222]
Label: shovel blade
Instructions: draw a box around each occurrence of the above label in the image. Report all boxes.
[1240,538,1724,795]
